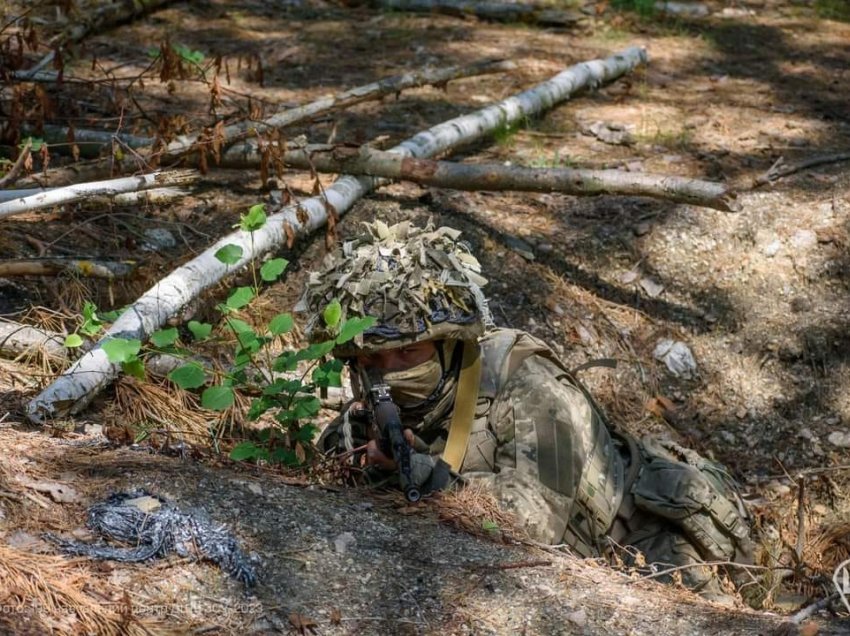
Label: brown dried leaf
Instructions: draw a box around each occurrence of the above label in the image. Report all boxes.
[289,612,316,634]
[284,222,296,249]
[330,608,342,625]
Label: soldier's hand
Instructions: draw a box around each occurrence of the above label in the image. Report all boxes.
[364,429,416,469]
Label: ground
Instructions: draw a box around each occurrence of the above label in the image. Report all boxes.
[1,0,850,633]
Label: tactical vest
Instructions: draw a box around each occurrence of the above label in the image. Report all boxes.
[465,328,627,556]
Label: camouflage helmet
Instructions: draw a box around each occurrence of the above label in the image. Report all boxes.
[299,220,492,356]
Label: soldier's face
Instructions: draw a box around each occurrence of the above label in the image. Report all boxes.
[355,340,437,373]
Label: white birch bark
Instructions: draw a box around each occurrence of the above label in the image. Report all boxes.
[0,187,187,205]
[27,46,648,422]
[0,171,197,220]
[0,321,67,361]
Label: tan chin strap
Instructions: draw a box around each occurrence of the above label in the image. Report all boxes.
[442,341,482,472]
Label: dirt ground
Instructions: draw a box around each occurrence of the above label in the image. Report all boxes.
[1,0,850,633]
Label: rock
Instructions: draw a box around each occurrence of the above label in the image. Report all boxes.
[505,236,535,261]
[333,531,357,554]
[655,1,709,17]
[537,242,554,254]
[640,277,664,298]
[620,270,639,284]
[763,239,782,257]
[584,121,634,146]
[827,431,850,448]
[125,496,163,513]
[634,221,652,236]
[247,483,263,496]
[566,608,587,627]
[797,427,814,441]
[653,339,697,379]
[790,229,817,251]
[142,228,178,252]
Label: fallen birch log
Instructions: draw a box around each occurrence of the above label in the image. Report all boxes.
[249,143,740,211]
[0,170,197,220]
[0,259,136,279]
[27,46,648,423]
[0,187,187,205]
[366,0,583,26]
[0,320,67,362]
[161,59,516,163]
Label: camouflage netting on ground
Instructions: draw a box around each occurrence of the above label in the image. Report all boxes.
[300,220,491,352]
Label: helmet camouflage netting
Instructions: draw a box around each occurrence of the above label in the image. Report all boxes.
[299,220,492,355]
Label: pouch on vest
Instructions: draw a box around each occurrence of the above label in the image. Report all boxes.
[631,437,754,563]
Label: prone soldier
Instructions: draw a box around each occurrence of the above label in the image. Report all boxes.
[299,220,756,602]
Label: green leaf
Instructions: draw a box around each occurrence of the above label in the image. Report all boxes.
[312,359,343,388]
[230,441,259,461]
[272,351,297,372]
[80,301,103,337]
[214,243,243,265]
[122,359,146,380]
[246,397,273,420]
[268,313,294,336]
[240,203,267,232]
[64,333,84,348]
[260,258,288,282]
[270,448,298,466]
[481,519,500,532]
[262,378,302,396]
[102,338,141,364]
[201,385,235,411]
[150,327,178,347]
[168,363,206,389]
[188,320,212,341]
[323,299,342,328]
[226,287,255,310]
[23,137,43,152]
[292,395,321,419]
[99,308,123,322]
[294,340,337,362]
[294,424,319,443]
[336,316,377,345]
[224,317,254,334]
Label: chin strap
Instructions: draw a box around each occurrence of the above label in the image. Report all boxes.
[441,340,482,472]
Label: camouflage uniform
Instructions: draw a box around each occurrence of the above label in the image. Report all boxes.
[302,221,755,601]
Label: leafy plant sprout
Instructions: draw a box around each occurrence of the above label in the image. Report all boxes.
[64,203,375,467]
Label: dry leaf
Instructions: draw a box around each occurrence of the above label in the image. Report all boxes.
[289,612,316,634]
[330,608,342,625]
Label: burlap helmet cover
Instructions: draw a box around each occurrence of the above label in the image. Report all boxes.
[300,220,488,356]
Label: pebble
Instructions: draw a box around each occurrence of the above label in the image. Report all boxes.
[247,483,263,496]
[142,228,178,251]
[763,239,782,257]
[537,242,554,254]
[790,229,817,250]
[333,531,357,554]
[797,427,814,441]
[566,609,587,627]
[827,431,850,448]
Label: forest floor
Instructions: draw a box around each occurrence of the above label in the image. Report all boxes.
[1,0,850,634]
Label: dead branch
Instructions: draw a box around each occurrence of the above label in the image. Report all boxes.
[268,143,739,211]
[0,170,197,220]
[0,259,136,279]
[789,592,840,624]
[27,46,648,422]
[160,58,517,163]
[55,0,177,48]
[0,139,32,189]
[365,0,583,26]
[753,152,850,187]
[15,59,515,186]
[0,320,67,361]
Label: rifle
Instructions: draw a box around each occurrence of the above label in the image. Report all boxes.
[358,367,422,503]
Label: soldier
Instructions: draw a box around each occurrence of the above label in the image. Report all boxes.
[300,220,755,602]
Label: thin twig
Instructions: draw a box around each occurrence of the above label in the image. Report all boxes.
[753,152,850,187]
[474,559,553,571]
[791,592,839,624]
[794,476,806,567]
[629,560,773,583]
[0,139,32,189]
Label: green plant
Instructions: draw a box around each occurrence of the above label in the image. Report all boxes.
[64,203,375,467]
[611,0,656,17]
[816,0,850,20]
